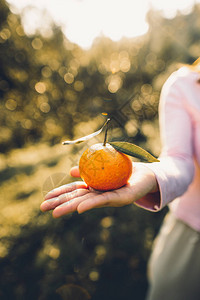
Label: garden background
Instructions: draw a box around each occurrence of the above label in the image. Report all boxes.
[0,1,200,299]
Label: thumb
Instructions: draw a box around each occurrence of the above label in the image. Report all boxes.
[70,166,81,177]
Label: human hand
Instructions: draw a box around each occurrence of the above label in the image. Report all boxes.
[40,164,158,218]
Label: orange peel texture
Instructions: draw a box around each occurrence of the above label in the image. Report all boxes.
[79,143,132,191]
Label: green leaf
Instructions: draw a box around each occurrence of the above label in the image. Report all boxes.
[62,118,110,145]
[109,141,160,162]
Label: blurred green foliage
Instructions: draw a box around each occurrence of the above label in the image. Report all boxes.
[0,0,200,299]
[1,0,199,153]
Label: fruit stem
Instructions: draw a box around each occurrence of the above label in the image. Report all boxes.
[103,118,110,146]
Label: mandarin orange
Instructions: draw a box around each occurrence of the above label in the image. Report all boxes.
[79,143,132,191]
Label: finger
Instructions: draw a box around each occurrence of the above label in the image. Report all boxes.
[70,166,80,178]
[40,188,89,212]
[52,184,134,217]
[52,191,96,218]
[77,186,133,214]
[77,192,112,214]
[44,181,87,200]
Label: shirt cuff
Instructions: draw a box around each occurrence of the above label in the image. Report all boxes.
[134,162,164,211]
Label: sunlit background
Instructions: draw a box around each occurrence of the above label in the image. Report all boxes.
[1,0,200,299]
[7,0,199,49]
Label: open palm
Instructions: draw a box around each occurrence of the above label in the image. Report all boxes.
[40,164,159,218]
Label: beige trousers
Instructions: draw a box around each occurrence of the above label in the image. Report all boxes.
[146,213,200,300]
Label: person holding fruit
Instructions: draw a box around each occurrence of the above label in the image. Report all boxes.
[40,58,200,300]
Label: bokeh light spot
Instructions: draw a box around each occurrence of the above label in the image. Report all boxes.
[64,72,74,84]
[120,58,131,73]
[31,38,43,50]
[89,270,99,281]
[101,216,114,228]
[48,247,60,259]
[74,80,84,92]
[141,84,153,95]
[107,75,122,93]
[35,82,46,94]
[58,66,67,78]
[16,25,25,36]
[125,120,138,137]
[40,102,50,113]
[0,28,11,40]
[21,119,33,129]
[41,66,52,78]
[5,99,17,111]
